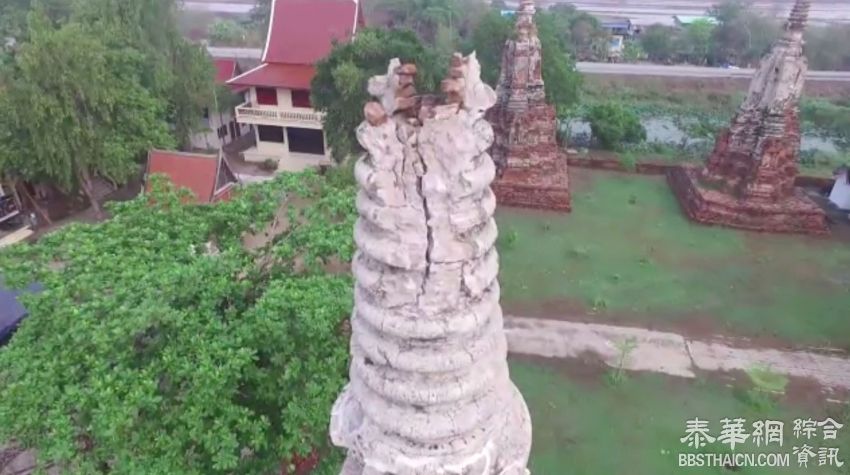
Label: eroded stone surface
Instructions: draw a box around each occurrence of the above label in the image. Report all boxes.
[330,54,532,475]
[488,0,570,212]
[670,0,827,235]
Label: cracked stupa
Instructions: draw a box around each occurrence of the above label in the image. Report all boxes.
[329,53,532,474]
[669,0,828,235]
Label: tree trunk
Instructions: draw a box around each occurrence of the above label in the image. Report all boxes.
[15,181,52,226]
[78,168,105,220]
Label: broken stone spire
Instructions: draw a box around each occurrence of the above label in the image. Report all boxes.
[487,0,570,211]
[703,0,811,200]
[329,53,532,474]
[669,0,827,234]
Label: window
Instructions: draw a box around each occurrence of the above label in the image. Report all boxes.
[257,125,285,143]
[287,127,325,155]
[291,90,312,108]
[202,107,210,120]
[255,87,278,106]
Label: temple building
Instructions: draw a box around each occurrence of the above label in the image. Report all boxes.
[227,0,364,171]
[488,0,570,211]
[669,0,828,235]
[190,58,252,151]
[0,183,32,248]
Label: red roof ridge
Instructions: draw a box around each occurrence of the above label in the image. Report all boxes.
[146,149,239,203]
[261,0,361,65]
[227,63,268,86]
[149,149,219,160]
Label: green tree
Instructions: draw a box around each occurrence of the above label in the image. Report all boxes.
[250,0,271,30]
[806,24,850,71]
[682,19,715,65]
[640,24,679,62]
[0,171,357,475]
[709,0,779,66]
[72,0,215,149]
[208,19,248,46]
[468,10,513,85]
[536,11,582,113]
[622,41,646,62]
[0,17,173,218]
[547,5,610,61]
[585,102,646,150]
[311,28,441,163]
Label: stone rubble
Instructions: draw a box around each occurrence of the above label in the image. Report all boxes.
[329,53,532,475]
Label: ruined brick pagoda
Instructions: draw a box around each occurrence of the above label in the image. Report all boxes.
[488,0,570,211]
[329,53,532,474]
[669,0,828,235]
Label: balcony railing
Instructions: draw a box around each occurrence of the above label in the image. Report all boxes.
[0,194,20,224]
[234,103,325,129]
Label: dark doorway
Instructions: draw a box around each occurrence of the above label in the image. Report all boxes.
[287,128,325,155]
[257,125,285,143]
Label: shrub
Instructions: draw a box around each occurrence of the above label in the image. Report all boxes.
[585,102,647,151]
[207,19,248,46]
[0,172,357,474]
[260,158,278,172]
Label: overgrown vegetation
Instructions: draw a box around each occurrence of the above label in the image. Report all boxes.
[0,0,214,217]
[0,171,357,474]
[584,103,646,151]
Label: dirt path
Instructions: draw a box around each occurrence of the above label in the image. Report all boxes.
[505,316,850,395]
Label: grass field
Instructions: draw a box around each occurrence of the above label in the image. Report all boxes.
[496,168,850,349]
[315,359,849,474]
[515,359,849,475]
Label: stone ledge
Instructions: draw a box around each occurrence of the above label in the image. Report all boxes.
[668,165,829,235]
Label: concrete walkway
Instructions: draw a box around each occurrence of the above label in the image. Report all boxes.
[504,316,850,392]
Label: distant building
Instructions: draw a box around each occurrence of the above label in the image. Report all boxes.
[145,150,239,204]
[598,16,636,37]
[228,0,364,172]
[673,15,719,28]
[0,183,32,248]
[191,58,253,151]
[829,165,850,211]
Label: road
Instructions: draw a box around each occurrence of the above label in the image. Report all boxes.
[504,0,850,26]
[577,62,850,82]
[187,1,850,25]
[183,1,252,14]
[206,46,850,82]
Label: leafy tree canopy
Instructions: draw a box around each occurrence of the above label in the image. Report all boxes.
[585,102,647,151]
[311,28,441,163]
[0,15,174,218]
[0,0,216,215]
[0,171,357,474]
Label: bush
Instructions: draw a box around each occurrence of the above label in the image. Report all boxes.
[260,158,278,171]
[585,102,647,151]
[207,19,248,46]
[0,172,357,474]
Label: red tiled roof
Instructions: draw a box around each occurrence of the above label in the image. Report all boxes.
[146,150,237,203]
[227,63,315,90]
[214,58,239,84]
[262,0,362,65]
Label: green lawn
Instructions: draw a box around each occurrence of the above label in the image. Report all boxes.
[496,168,850,349]
[514,359,849,475]
[315,359,849,474]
